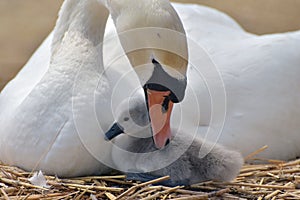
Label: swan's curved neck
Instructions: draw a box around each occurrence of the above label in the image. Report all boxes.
[51,0,109,54]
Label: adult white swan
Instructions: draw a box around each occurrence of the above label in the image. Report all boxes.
[176,7,300,161]
[0,0,189,177]
[0,0,300,178]
[106,2,300,161]
[0,0,116,177]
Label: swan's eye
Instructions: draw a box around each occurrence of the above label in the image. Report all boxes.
[124,117,130,122]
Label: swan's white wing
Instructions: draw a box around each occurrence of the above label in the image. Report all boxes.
[0,33,53,113]
[0,31,113,177]
[174,3,254,53]
[217,31,300,159]
[170,4,300,160]
[1,1,299,173]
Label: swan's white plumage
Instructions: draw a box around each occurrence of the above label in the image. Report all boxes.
[0,0,118,177]
[0,1,299,177]
[0,34,52,114]
[175,4,300,160]
[106,3,300,160]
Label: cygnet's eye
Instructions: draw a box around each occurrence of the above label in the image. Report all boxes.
[124,117,130,122]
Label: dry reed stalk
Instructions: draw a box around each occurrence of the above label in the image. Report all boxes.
[1,158,300,199]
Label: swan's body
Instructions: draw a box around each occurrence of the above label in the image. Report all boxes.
[177,5,300,160]
[106,3,300,160]
[106,97,243,186]
[203,32,300,160]
[0,0,138,177]
[0,0,189,176]
[0,1,299,177]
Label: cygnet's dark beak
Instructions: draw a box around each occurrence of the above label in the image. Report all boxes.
[104,123,124,140]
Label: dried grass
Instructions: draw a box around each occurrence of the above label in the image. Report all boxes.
[0,158,299,200]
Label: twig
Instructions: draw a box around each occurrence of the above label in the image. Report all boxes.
[172,188,231,200]
[74,175,126,180]
[116,176,170,199]
[0,188,10,200]
[264,190,281,199]
[105,192,117,200]
[63,183,123,192]
[213,182,294,190]
[244,145,268,161]
[0,177,48,190]
[141,186,181,200]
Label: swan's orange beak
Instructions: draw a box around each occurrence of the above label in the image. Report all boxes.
[146,89,174,149]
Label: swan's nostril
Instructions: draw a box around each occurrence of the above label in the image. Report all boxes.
[165,138,170,146]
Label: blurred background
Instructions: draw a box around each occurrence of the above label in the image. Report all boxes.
[0,0,300,91]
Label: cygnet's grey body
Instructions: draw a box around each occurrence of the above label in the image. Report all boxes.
[105,97,244,186]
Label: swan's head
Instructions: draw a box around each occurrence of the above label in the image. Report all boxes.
[107,0,188,149]
[105,96,152,141]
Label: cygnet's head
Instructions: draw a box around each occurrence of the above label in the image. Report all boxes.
[105,97,152,140]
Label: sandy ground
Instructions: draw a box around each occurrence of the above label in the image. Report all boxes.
[0,0,300,91]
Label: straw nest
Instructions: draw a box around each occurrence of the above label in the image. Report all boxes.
[1,149,299,200]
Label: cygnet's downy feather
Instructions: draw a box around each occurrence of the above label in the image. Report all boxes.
[105,97,244,186]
